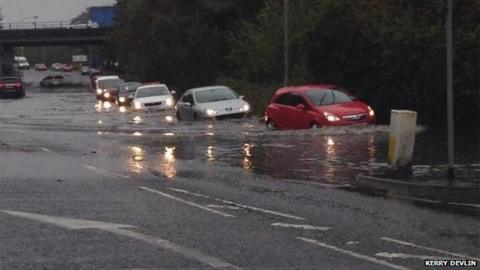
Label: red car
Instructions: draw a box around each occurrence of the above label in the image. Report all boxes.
[61,63,74,72]
[34,63,47,71]
[265,84,375,129]
[0,77,25,98]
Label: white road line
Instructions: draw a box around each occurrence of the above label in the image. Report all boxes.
[381,237,480,261]
[375,252,447,260]
[83,164,114,178]
[271,222,331,231]
[206,204,241,210]
[140,187,235,218]
[167,187,306,221]
[82,165,130,179]
[21,131,37,145]
[297,237,412,270]
[1,210,241,270]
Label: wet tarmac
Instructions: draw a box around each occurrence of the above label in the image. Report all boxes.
[1,71,478,270]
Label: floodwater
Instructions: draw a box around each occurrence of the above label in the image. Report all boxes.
[2,71,479,188]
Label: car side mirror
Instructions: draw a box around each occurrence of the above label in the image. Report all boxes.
[171,90,177,95]
[239,95,244,99]
[128,95,134,100]
[185,102,192,107]
[296,104,306,110]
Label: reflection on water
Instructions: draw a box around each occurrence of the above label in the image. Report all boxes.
[129,146,145,174]
[133,116,142,124]
[207,146,215,161]
[158,146,177,179]
[133,132,143,137]
[242,143,254,171]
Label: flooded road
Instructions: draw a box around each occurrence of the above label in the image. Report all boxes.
[1,71,478,270]
[2,71,478,186]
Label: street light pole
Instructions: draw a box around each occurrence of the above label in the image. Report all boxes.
[284,0,289,86]
[446,0,455,180]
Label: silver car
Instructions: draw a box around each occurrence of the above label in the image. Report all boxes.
[176,86,251,121]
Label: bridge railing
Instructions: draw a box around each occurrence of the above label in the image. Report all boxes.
[0,21,91,30]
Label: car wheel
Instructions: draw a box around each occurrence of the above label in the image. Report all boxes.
[266,120,276,130]
[176,111,183,121]
[310,122,321,129]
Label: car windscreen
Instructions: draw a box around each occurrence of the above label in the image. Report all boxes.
[305,89,354,106]
[136,86,170,98]
[124,83,142,93]
[194,87,239,103]
[2,77,19,83]
[98,79,123,90]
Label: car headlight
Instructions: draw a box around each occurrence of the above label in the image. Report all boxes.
[104,92,110,98]
[324,112,340,122]
[242,104,250,112]
[166,98,173,106]
[368,106,375,117]
[96,89,102,95]
[134,101,143,110]
[205,109,216,116]
[119,97,126,103]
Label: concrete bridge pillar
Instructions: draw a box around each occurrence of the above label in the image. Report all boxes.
[0,44,15,76]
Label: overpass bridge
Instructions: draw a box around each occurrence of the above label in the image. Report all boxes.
[0,21,112,75]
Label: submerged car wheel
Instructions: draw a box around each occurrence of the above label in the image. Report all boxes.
[176,111,183,121]
[266,120,276,130]
[310,122,321,129]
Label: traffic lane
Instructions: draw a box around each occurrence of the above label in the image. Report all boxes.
[0,130,425,270]
[0,153,388,270]
[0,216,200,270]
[6,127,478,265]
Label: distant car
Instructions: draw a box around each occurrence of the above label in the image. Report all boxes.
[40,75,65,88]
[0,77,25,98]
[176,86,251,121]
[265,84,375,130]
[51,63,62,72]
[116,82,142,106]
[61,63,74,72]
[34,63,47,71]
[80,66,90,75]
[15,56,30,70]
[67,20,99,29]
[133,84,175,111]
[95,76,124,101]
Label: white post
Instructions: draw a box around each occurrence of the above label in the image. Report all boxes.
[388,110,417,168]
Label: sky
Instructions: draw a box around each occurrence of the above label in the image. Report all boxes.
[1,0,116,22]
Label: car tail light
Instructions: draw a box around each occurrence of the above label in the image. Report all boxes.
[0,83,4,89]
[14,83,22,88]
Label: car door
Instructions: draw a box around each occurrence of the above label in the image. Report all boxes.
[272,93,297,129]
[178,93,194,121]
[289,93,311,129]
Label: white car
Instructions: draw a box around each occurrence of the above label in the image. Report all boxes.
[133,84,175,111]
[95,75,120,99]
[67,20,99,29]
[176,86,251,121]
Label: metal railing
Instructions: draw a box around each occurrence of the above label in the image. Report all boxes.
[0,21,94,30]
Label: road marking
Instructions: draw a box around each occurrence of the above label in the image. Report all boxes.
[297,237,412,270]
[271,222,331,231]
[140,187,235,218]
[381,237,480,261]
[206,204,241,210]
[21,131,37,145]
[168,187,305,221]
[83,165,130,179]
[1,210,241,270]
[375,252,447,260]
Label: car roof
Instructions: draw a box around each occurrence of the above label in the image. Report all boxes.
[137,84,168,90]
[189,85,229,93]
[275,84,338,95]
[97,76,119,81]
